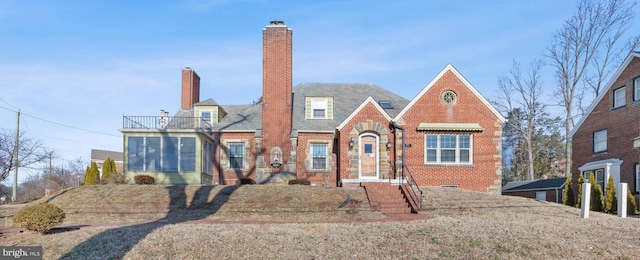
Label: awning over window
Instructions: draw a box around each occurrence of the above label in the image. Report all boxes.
[417,123,484,132]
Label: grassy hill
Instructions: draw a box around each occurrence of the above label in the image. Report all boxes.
[16,184,380,225]
[2,185,640,259]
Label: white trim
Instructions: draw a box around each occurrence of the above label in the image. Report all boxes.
[578,158,623,190]
[358,133,380,179]
[570,52,640,138]
[635,163,640,193]
[424,133,473,165]
[337,97,392,130]
[394,64,506,123]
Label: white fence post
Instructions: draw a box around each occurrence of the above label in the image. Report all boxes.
[581,183,591,218]
[618,183,627,218]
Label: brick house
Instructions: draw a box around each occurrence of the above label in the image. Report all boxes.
[569,52,640,199]
[120,21,505,195]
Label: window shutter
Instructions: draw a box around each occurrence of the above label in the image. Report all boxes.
[305,97,312,119]
[636,163,640,192]
[327,98,333,119]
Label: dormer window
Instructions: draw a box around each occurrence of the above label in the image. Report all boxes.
[201,111,211,122]
[306,97,333,119]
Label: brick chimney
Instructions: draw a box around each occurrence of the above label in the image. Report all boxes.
[262,21,292,173]
[181,67,200,110]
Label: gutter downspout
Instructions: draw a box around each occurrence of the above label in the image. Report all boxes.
[391,121,405,183]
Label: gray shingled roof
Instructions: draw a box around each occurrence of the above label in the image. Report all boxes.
[91,149,123,161]
[292,83,410,132]
[194,98,220,106]
[503,178,566,192]
[211,104,262,131]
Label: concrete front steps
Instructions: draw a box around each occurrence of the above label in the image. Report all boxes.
[363,182,415,214]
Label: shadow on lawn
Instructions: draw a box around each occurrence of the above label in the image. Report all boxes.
[60,184,239,259]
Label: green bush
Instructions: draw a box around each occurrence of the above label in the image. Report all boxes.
[575,174,584,208]
[627,188,639,215]
[288,179,311,185]
[85,161,99,185]
[12,202,66,234]
[562,177,575,207]
[604,175,617,214]
[134,175,155,185]
[588,173,604,212]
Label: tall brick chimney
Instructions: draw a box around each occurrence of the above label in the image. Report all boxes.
[181,67,200,110]
[262,21,293,173]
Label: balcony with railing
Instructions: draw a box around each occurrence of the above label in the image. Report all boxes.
[122,116,212,130]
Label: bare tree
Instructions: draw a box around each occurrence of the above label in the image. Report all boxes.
[0,130,52,182]
[545,0,639,177]
[497,60,548,180]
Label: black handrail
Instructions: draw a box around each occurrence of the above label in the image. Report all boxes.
[122,116,211,129]
[402,165,423,211]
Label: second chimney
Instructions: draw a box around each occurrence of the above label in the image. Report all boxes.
[181,67,200,110]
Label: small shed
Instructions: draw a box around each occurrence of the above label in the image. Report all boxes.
[502,178,566,203]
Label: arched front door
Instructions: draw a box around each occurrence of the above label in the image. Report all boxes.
[359,134,379,179]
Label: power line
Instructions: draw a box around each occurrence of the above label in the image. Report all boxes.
[0,103,120,138]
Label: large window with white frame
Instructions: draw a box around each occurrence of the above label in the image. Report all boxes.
[228,142,245,169]
[593,129,607,153]
[613,86,626,108]
[634,77,640,101]
[310,143,328,170]
[127,136,196,172]
[425,134,472,164]
[582,169,605,190]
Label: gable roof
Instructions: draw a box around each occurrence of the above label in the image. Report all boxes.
[292,83,409,132]
[337,97,393,130]
[569,52,640,138]
[394,64,506,123]
[502,178,566,192]
[194,98,220,106]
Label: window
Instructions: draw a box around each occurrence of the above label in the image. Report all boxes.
[311,143,328,170]
[228,143,244,169]
[127,136,196,172]
[180,138,196,172]
[582,169,605,189]
[306,97,333,119]
[128,137,144,171]
[635,163,640,192]
[634,78,640,101]
[613,87,626,108]
[535,191,546,201]
[379,100,394,109]
[593,129,607,153]
[425,134,472,164]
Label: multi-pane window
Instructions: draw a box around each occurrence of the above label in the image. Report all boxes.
[228,143,244,169]
[311,143,328,170]
[127,136,196,172]
[583,169,605,189]
[425,134,472,164]
[593,129,607,153]
[634,78,640,101]
[312,99,327,118]
[613,87,626,108]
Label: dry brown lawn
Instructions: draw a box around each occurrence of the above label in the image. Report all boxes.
[1,185,639,259]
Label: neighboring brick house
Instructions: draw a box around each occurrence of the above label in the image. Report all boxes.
[569,52,640,199]
[120,21,505,194]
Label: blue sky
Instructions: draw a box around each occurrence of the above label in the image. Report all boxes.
[0,1,638,182]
